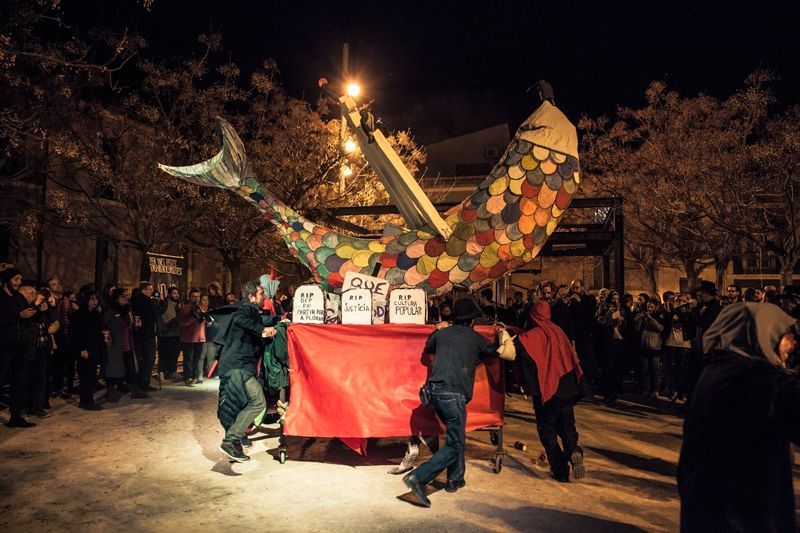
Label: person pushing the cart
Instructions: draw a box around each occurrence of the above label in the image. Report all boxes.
[217,280,279,462]
[402,298,502,507]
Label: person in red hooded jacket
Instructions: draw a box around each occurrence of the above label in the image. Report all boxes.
[515,300,585,482]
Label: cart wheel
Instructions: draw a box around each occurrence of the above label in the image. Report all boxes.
[490,431,498,446]
[279,449,287,464]
[492,454,502,473]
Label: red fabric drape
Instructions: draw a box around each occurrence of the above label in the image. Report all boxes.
[284,324,504,449]
[518,301,582,403]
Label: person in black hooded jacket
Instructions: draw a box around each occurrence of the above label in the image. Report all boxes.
[678,303,800,532]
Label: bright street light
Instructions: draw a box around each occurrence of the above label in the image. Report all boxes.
[343,138,357,153]
[346,82,361,97]
[340,165,354,177]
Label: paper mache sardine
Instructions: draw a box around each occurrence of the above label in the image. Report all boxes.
[158,85,580,294]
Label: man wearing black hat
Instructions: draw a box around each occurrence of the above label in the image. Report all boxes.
[682,281,722,402]
[694,281,722,339]
[402,298,499,507]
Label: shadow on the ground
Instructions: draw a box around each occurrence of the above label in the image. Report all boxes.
[585,469,678,500]
[586,445,677,477]
[461,500,647,532]
[266,436,408,467]
[626,430,682,447]
[503,410,536,424]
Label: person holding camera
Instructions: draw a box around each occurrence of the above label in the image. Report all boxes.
[597,290,627,404]
[635,300,665,397]
[662,292,693,401]
[2,270,41,427]
[179,288,206,386]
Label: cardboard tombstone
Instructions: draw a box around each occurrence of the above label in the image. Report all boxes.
[343,271,389,324]
[292,284,326,324]
[388,288,427,325]
[341,288,373,325]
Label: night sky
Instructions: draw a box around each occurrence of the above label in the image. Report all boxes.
[63,0,799,144]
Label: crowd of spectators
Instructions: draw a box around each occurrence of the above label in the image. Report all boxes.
[4,262,798,428]
[427,278,800,407]
[0,266,292,429]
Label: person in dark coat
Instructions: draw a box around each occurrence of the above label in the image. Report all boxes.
[1,269,39,427]
[70,288,104,410]
[1,270,26,399]
[103,288,148,401]
[683,281,722,401]
[516,300,585,482]
[678,303,800,532]
[568,279,598,393]
[19,285,58,418]
[402,299,499,507]
[217,280,278,463]
[130,282,159,391]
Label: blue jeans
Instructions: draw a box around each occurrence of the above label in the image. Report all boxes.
[412,384,467,485]
[181,342,203,380]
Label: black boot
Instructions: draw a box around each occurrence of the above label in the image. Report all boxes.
[130,386,149,399]
[6,417,36,428]
[106,384,120,403]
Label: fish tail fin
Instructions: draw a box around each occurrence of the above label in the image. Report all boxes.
[157,117,248,190]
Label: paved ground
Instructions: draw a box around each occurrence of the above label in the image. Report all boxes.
[1,380,688,532]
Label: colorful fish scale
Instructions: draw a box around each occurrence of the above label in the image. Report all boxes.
[238,140,579,294]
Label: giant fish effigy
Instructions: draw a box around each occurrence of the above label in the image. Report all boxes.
[159,91,580,294]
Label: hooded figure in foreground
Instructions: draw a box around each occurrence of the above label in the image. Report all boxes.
[515,300,584,482]
[678,303,799,532]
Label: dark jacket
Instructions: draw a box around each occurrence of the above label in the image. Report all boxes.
[684,299,722,344]
[218,302,266,377]
[568,293,597,343]
[696,299,722,338]
[678,351,800,532]
[550,299,575,342]
[18,305,50,362]
[102,306,130,379]
[157,299,181,338]
[0,288,23,349]
[423,324,495,402]
[130,292,158,340]
[70,308,104,357]
[206,302,241,346]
